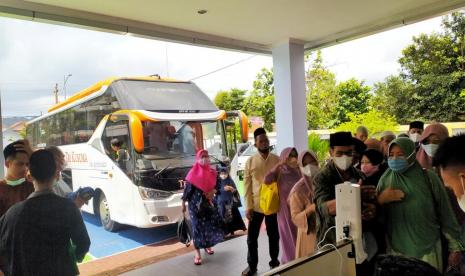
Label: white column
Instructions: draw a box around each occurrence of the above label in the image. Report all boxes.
[0,90,4,178]
[272,39,308,153]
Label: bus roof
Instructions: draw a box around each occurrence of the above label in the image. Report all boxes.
[48,76,188,113]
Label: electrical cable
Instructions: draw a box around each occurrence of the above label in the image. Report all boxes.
[188,55,257,81]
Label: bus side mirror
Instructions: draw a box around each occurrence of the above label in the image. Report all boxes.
[238,111,249,143]
[226,110,249,143]
[128,113,144,153]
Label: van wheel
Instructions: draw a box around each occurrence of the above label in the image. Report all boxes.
[98,192,120,232]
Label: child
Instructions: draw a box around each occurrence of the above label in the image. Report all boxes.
[216,166,246,236]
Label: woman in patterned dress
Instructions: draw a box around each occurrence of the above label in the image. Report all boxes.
[182,149,224,265]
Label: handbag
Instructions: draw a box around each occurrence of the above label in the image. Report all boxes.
[232,190,242,208]
[177,213,193,247]
[260,181,280,215]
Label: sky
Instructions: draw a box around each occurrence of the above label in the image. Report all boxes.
[0,14,445,117]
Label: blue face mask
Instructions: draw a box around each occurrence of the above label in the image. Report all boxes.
[388,158,409,172]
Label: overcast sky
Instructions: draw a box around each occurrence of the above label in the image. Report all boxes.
[0,14,444,117]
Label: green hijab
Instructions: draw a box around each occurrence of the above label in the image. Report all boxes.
[378,138,463,258]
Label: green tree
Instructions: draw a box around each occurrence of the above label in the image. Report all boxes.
[213,88,246,111]
[371,76,415,124]
[306,51,339,129]
[243,68,276,131]
[398,12,465,121]
[335,110,399,137]
[334,78,371,125]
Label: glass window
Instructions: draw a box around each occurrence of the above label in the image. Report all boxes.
[110,80,217,112]
[139,121,224,169]
[102,116,133,177]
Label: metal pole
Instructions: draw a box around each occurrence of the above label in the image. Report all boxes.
[63,74,72,100]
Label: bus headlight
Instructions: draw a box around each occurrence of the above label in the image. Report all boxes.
[138,186,172,200]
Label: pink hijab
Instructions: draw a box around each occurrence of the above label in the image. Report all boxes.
[185,150,217,193]
[288,150,319,204]
[416,123,449,169]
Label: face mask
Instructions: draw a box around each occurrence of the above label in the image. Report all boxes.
[361,163,379,177]
[302,165,319,177]
[219,174,228,180]
[333,156,353,171]
[287,157,298,167]
[457,176,465,212]
[199,158,210,166]
[388,158,409,172]
[409,133,421,143]
[6,178,26,186]
[421,144,439,157]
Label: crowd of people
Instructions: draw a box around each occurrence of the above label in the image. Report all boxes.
[2,118,465,275]
[0,141,92,275]
[181,122,465,276]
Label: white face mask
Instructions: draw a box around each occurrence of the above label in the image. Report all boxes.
[333,156,353,171]
[458,176,465,212]
[302,165,319,177]
[6,178,26,186]
[199,158,210,166]
[409,133,421,143]
[219,174,228,180]
[421,144,439,157]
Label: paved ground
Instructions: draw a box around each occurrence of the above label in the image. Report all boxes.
[82,213,177,259]
[123,233,279,276]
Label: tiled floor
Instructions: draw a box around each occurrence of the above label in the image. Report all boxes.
[123,233,279,276]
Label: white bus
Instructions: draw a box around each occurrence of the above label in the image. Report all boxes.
[26,76,248,231]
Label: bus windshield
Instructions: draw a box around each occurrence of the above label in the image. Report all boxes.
[111,80,218,112]
[138,120,225,169]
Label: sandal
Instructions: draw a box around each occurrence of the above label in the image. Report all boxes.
[205,248,214,255]
[194,255,202,265]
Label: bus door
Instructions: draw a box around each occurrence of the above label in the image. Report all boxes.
[99,114,136,228]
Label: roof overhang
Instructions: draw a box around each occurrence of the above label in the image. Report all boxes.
[0,0,464,54]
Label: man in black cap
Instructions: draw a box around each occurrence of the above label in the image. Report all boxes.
[313,132,378,275]
[408,121,424,146]
[0,140,34,217]
[242,128,280,276]
[313,132,376,244]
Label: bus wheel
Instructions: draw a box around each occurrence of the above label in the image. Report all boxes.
[98,193,120,232]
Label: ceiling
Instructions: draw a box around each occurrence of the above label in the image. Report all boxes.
[1,0,465,53]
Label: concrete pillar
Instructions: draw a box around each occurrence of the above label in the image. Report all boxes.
[272,39,308,153]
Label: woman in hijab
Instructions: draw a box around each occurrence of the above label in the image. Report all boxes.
[377,138,463,272]
[361,149,387,187]
[182,150,224,265]
[216,166,246,236]
[264,147,301,264]
[416,123,449,170]
[288,150,319,259]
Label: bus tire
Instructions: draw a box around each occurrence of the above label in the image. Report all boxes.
[98,192,120,232]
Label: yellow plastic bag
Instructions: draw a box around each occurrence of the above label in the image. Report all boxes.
[260,182,280,215]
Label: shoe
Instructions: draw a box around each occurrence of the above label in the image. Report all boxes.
[205,248,214,255]
[194,255,202,265]
[241,266,257,276]
[269,260,280,269]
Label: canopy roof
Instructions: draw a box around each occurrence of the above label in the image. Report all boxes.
[1,0,464,54]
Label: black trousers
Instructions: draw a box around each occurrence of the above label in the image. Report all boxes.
[246,211,280,270]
